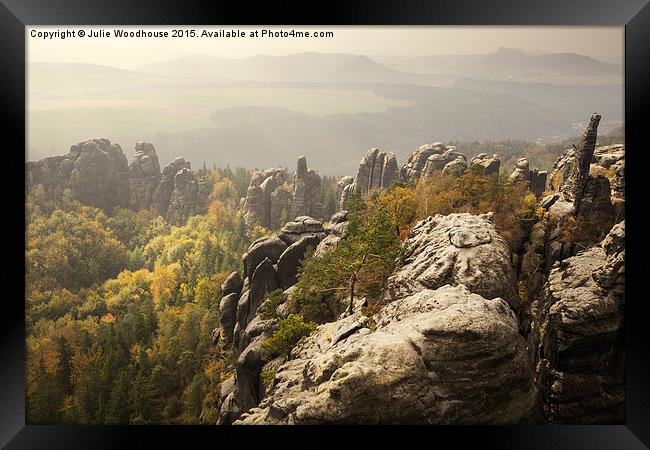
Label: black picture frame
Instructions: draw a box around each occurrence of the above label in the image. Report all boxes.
[2,0,649,447]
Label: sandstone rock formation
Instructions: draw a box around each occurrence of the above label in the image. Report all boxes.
[470,153,501,176]
[352,148,399,196]
[339,149,398,210]
[532,221,624,423]
[241,157,323,230]
[217,210,539,425]
[399,142,448,181]
[239,287,535,425]
[236,216,535,424]
[399,142,476,183]
[562,113,601,207]
[536,114,616,268]
[217,216,329,424]
[128,141,161,211]
[441,155,468,177]
[292,156,322,220]
[510,158,547,197]
[314,210,349,258]
[242,168,291,230]
[149,157,190,216]
[278,216,326,245]
[26,138,130,211]
[592,144,625,217]
[28,139,207,225]
[384,212,521,314]
[335,176,354,212]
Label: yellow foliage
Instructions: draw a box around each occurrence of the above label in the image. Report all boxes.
[99,312,115,323]
[151,263,181,306]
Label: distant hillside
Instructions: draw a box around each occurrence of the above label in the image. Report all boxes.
[136,52,447,85]
[148,84,569,175]
[454,78,622,126]
[477,47,622,76]
[28,62,179,98]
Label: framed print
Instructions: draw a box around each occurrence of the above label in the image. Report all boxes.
[2,0,649,447]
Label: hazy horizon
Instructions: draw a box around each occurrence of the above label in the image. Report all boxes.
[27,26,624,175]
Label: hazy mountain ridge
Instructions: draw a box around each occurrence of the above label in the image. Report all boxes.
[135,52,449,85]
[28,50,623,172]
[477,47,622,75]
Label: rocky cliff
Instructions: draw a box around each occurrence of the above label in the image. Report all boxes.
[240,156,323,230]
[216,213,344,423]
[27,139,206,226]
[339,149,398,210]
[27,138,130,211]
[532,221,624,423]
[236,213,535,424]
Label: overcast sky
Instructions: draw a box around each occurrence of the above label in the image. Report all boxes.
[27,26,624,68]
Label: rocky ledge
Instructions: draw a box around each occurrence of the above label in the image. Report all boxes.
[235,212,536,424]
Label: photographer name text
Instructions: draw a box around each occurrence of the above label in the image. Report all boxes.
[30,28,335,40]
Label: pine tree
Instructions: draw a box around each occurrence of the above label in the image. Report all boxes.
[55,336,73,396]
[27,358,64,424]
[106,369,130,424]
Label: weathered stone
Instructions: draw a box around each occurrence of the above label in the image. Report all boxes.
[510,158,548,197]
[279,217,325,245]
[277,235,323,289]
[561,113,601,208]
[532,221,625,424]
[399,142,447,182]
[442,156,468,177]
[150,156,191,217]
[222,271,243,298]
[165,167,200,226]
[27,138,130,211]
[470,153,500,176]
[242,236,287,279]
[384,213,520,314]
[335,176,354,211]
[219,293,240,344]
[242,168,290,230]
[346,148,399,200]
[237,285,535,425]
[128,141,162,210]
[292,156,322,220]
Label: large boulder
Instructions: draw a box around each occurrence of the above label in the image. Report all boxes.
[236,284,535,425]
[384,213,521,314]
[277,235,323,289]
[399,142,447,182]
[219,293,240,344]
[470,153,500,176]
[510,158,547,197]
[278,216,326,245]
[242,236,287,279]
[442,156,468,177]
[222,271,243,298]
